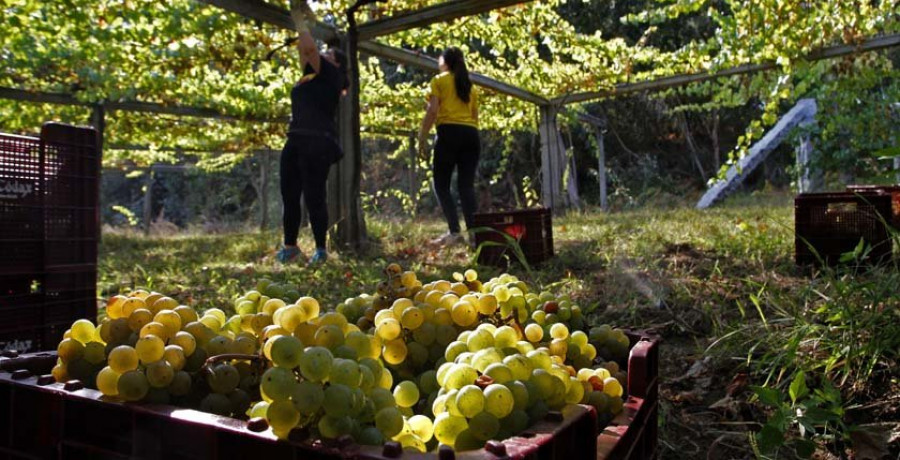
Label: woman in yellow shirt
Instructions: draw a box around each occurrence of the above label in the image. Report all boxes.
[418,47,480,245]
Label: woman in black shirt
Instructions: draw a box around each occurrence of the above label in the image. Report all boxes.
[277,2,348,264]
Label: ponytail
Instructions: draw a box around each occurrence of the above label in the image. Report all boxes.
[441,47,472,103]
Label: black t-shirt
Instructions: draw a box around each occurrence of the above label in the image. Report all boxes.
[288,57,343,138]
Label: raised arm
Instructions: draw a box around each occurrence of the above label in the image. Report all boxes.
[291,1,320,73]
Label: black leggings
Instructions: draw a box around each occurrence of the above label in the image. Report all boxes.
[433,124,480,233]
[280,135,339,249]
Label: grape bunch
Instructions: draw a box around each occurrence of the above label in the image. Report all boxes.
[55,290,259,417]
[247,297,414,444]
[426,321,593,450]
[51,263,640,454]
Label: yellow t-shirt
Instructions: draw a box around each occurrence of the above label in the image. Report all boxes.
[427,72,478,128]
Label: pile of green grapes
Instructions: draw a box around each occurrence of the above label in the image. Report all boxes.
[52,265,635,453]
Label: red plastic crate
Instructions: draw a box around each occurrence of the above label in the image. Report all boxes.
[597,335,659,460]
[471,208,554,267]
[0,333,659,460]
[794,192,893,266]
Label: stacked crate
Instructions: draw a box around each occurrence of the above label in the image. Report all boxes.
[471,208,554,267]
[0,123,100,353]
[795,191,893,266]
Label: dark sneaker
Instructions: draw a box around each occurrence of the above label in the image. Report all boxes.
[308,248,328,265]
[276,246,302,263]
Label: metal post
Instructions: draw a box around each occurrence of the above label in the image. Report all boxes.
[797,132,815,193]
[260,150,269,232]
[539,105,565,211]
[143,166,154,235]
[596,127,608,212]
[409,132,417,208]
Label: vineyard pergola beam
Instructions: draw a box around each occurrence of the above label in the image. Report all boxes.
[552,33,900,106]
[194,0,341,43]
[356,0,530,40]
[193,0,546,105]
[0,87,289,124]
[357,41,548,104]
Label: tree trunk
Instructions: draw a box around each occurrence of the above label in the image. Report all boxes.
[260,151,269,232]
[596,128,608,212]
[679,112,707,181]
[710,109,720,170]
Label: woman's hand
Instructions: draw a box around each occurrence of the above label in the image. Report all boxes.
[417,136,429,161]
[290,1,316,31]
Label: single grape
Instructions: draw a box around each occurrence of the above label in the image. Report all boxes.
[468,411,500,440]
[400,307,425,330]
[505,380,530,412]
[269,335,303,369]
[145,360,175,388]
[57,338,85,363]
[443,364,478,390]
[357,426,385,446]
[154,310,182,338]
[382,338,408,366]
[450,301,477,327]
[168,371,192,396]
[163,345,186,371]
[120,297,146,318]
[259,367,294,400]
[502,354,533,381]
[524,324,543,343]
[70,319,96,344]
[329,359,362,387]
[433,413,468,446]
[314,324,344,349]
[173,305,199,324]
[140,322,170,342]
[455,385,485,418]
[393,380,420,408]
[318,414,354,439]
[135,335,165,364]
[375,318,402,341]
[369,387,396,411]
[117,370,150,401]
[297,346,333,382]
[290,381,324,415]
[483,384,514,418]
[374,407,405,438]
[323,383,354,417]
[266,399,300,431]
[602,377,623,398]
[471,348,504,373]
[83,341,106,365]
[96,366,120,396]
[107,345,139,373]
[249,401,269,419]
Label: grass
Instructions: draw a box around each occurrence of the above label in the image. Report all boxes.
[98,189,898,459]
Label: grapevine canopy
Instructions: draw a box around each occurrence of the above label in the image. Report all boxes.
[0,0,897,168]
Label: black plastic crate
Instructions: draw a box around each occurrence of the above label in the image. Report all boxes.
[847,184,900,228]
[471,208,554,267]
[795,192,893,266]
[0,132,45,276]
[0,123,99,353]
[0,267,96,353]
